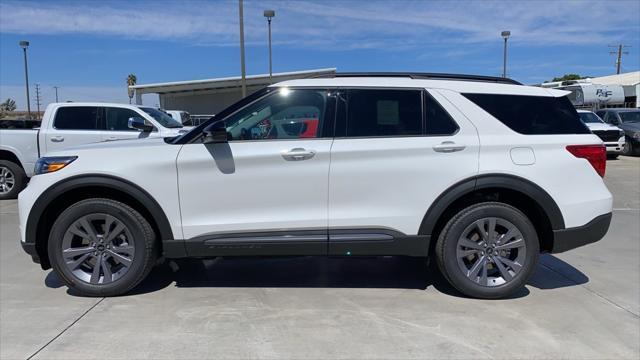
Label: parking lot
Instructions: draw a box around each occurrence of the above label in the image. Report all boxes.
[0,157,638,359]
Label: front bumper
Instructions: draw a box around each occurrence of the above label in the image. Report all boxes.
[550,212,612,253]
[604,139,625,154]
[21,242,40,264]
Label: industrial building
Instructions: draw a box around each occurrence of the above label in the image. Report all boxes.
[130,68,336,115]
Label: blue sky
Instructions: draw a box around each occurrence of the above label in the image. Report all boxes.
[1,0,639,110]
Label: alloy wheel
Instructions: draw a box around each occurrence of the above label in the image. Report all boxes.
[0,166,15,195]
[61,214,135,285]
[456,217,527,287]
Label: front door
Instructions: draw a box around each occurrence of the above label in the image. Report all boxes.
[177,88,335,256]
[102,106,153,142]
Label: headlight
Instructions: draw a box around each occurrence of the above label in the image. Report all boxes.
[34,156,77,175]
[619,130,625,137]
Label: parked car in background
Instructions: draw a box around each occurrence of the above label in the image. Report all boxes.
[596,108,640,156]
[0,119,41,129]
[164,110,191,125]
[576,110,625,158]
[17,73,612,299]
[0,102,190,199]
[189,114,215,126]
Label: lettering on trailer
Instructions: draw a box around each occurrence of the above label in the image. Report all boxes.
[596,88,614,100]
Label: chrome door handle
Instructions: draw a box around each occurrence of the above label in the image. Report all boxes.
[281,148,316,161]
[433,141,465,153]
[50,136,64,142]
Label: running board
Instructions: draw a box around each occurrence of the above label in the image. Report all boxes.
[162,229,430,258]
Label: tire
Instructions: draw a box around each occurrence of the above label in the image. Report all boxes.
[622,137,635,156]
[435,202,539,299]
[48,198,156,296]
[0,160,26,200]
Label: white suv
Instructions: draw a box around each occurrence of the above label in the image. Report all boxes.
[18,73,613,299]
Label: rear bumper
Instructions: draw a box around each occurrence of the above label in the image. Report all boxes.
[551,212,612,253]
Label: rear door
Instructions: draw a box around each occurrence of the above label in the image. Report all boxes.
[43,106,103,153]
[327,88,480,255]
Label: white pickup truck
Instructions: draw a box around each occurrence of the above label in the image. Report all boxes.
[0,102,191,199]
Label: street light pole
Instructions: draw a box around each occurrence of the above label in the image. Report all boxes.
[19,40,31,119]
[264,10,275,81]
[53,86,59,102]
[239,0,247,97]
[501,31,511,78]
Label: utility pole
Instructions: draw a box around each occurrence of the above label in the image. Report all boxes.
[34,83,42,120]
[609,44,630,74]
[239,0,247,97]
[19,41,31,119]
[53,86,59,102]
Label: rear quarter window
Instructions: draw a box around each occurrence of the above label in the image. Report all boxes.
[54,106,100,130]
[462,93,590,135]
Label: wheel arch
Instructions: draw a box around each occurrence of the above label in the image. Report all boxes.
[0,149,24,169]
[419,174,564,254]
[26,174,174,269]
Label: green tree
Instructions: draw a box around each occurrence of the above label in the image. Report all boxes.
[549,74,586,82]
[1,98,17,111]
[126,74,137,104]
[0,98,17,118]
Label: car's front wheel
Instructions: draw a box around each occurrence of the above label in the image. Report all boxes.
[48,198,156,296]
[0,160,26,200]
[622,137,635,156]
[435,202,539,299]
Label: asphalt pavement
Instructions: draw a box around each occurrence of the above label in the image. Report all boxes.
[1,157,638,359]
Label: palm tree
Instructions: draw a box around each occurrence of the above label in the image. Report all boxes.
[127,74,137,104]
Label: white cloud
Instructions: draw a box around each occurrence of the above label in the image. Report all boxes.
[1,0,638,47]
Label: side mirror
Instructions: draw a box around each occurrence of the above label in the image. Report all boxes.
[128,117,154,132]
[203,121,229,144]
[610,118,620,125]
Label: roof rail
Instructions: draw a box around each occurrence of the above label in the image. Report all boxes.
[313,72,522,85]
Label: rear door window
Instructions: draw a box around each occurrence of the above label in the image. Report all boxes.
[462,94,589,135]
[344,89,422,137]
[54,107,101,130]
[424,92,458,135]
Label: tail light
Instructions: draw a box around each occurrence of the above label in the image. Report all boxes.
[566,145,606,177]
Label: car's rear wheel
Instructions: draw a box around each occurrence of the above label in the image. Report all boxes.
[0,160,26,200]
[435,202,539,299]
[48,198,156,296]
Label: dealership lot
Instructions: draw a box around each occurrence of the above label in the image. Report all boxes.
[0,157,638,359]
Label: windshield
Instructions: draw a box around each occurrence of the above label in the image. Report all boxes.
[139,107,183,128]
[619,111,640,123]
[578,112,604,124]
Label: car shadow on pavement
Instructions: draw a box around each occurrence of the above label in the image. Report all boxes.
[44,254,588,299]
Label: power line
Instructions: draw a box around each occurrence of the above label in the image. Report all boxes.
[34,83,42,120]
[609,44,630,74]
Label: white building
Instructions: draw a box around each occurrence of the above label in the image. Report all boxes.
[129,68,336,115]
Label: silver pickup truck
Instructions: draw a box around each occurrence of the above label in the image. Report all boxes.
[0,102,191,199]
